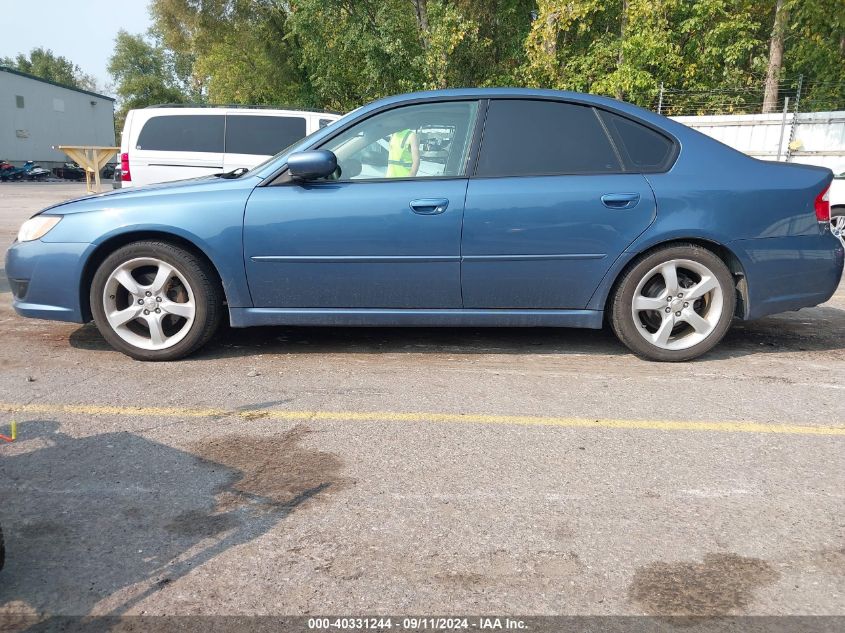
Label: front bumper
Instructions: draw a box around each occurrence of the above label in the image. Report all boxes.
[5,239,92,323]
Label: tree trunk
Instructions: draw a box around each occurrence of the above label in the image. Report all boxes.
[762,0,788,113]
[543,11,559,57]
[617,0,628,100]
[411,0,430,49]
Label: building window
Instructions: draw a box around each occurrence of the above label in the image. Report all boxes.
[15,95,24,108]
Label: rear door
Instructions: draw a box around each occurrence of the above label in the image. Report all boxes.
[131,113,224,185]
[223,113,308,172]
[461,99,662,309]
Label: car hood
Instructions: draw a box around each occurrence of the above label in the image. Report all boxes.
[39,174,262,215]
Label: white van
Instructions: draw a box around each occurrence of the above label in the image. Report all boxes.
[118,106,341,187]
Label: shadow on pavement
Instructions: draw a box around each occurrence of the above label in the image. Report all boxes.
[67,303,845,361]
[0,421,345,626]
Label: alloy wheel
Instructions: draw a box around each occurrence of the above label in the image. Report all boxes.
[101,257,196,351]
[831,214,845,246]
[631,258,724,351]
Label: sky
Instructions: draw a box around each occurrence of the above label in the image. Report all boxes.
[0,0,153,96]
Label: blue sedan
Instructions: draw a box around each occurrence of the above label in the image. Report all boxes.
[6,89,843,361]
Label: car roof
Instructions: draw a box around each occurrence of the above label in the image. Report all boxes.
[360,87,687,137]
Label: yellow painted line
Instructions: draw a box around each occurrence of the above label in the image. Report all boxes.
[0,402,843,437]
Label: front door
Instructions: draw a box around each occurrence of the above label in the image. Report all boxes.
[461,99,660,309]
[243,100,480,308]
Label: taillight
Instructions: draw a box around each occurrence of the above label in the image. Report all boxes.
[815,185,830,223]
[120,152,131,182]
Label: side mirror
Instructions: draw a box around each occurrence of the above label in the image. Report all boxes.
[287,150,337,181]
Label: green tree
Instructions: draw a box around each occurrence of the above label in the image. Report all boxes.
[785,0,845,111]
[126,0,842,115]
[108,31,188,129]
[1,47,97,92]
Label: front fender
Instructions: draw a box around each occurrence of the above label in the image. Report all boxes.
[41,185,254,308]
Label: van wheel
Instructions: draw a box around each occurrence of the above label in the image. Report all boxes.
[90,241,222,361]
[610,244,736,361]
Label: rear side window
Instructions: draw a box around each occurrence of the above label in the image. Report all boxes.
[225,115,307,156]
[475,100,621,177]
[136,115,224,153]
[598,110,675,171]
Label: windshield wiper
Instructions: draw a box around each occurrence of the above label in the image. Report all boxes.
[216,167,249,179]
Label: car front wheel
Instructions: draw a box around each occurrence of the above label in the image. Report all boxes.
[610,244,736,361]
[90,241,222,361]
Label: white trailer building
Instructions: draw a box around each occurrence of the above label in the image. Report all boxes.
[0,66,115,169]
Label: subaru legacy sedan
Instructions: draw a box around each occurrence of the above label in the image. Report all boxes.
[6,89,843,361]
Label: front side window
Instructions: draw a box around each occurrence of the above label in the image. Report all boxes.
[225,115,307,156]
[319,101,479,180]
[136,115,224,153]
[475,100,621,177]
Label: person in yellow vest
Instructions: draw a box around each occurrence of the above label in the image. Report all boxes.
[386,127,420,177]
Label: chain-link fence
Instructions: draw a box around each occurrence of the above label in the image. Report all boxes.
[656,76,845,170]
[654,76,845,117]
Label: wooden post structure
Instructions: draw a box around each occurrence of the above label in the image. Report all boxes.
[54,146,119,193]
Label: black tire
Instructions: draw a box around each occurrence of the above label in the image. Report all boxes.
[90,241,223,361]
[609,243,736,362]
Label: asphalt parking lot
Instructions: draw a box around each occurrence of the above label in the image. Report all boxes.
[0,182,844,621]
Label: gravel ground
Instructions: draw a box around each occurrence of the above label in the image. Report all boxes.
[0,182,843,622]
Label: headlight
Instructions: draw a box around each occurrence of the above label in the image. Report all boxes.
[17,216,62,242]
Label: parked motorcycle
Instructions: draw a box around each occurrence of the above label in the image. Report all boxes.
[21,161,51,181]
[53,162,86,181]
[0,160,21,182]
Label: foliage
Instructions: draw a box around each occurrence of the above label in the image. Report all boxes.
[105,0,842,114]
[107,31,188,130]
[1,47,98,92]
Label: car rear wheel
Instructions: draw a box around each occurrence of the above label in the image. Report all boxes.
[610,244,736,361]
[90,241,222,361]
[831,207,845,246]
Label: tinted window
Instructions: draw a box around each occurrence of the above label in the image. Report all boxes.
[225,115,307,156]
[476,100,621,177]
[320,101,479,180]
[136,115,224,153]
[599,110,674,171]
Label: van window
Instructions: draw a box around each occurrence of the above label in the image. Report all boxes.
[136,115,224,153]
[475,100,621,177]
[225,115,307,156]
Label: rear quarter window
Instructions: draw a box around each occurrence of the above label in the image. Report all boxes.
[136,115,224,153]
[225,115,307,156]
[598,110,675,172]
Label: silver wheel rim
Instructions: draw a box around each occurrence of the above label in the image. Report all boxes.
[102,257,196,351]
[831,215,845,245]
[631,258,724,351]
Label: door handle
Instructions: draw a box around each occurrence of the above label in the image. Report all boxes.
[410,198,449,215]
[601,193,640,210]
